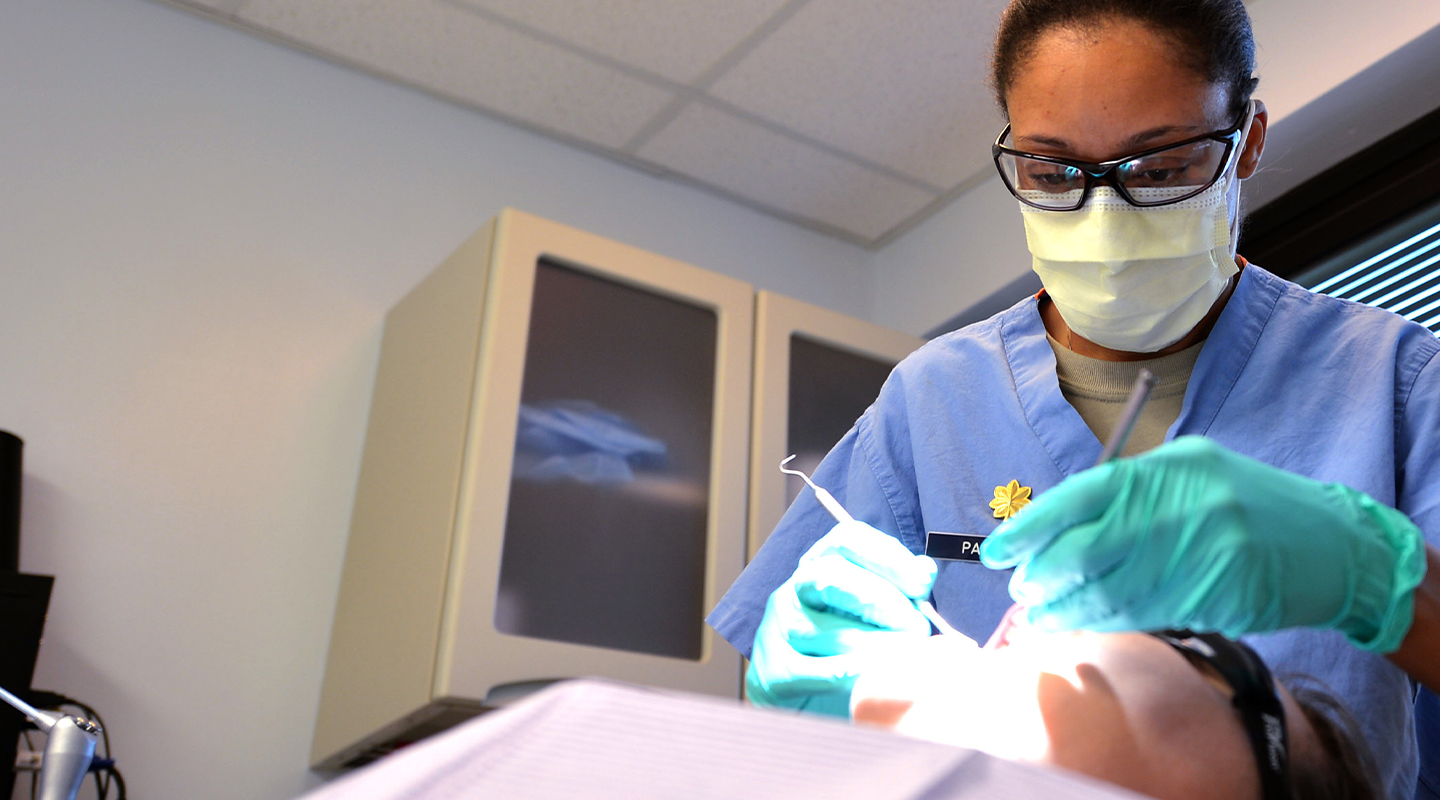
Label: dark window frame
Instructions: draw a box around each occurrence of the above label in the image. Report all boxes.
[1239,104,1440,281]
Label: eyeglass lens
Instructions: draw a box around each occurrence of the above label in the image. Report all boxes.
[998,137,1232,210]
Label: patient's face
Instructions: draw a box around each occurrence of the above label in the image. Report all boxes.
[850,621,1317,800]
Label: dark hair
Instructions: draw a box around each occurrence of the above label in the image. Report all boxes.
[991,0,1259,120]
[1279,675,1384,800]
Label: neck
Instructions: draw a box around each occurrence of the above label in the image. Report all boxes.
[1041,260,1244,362]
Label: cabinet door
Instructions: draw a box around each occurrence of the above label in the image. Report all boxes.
[443,209,752,705]
[749,292,925,560]
[495,259,719,660]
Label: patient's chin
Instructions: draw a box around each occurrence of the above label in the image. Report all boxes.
[852,697,914,728]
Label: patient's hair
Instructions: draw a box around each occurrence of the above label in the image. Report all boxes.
[1280,675,1383,800]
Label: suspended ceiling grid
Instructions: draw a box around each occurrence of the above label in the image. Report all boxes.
[166,0,1012,247]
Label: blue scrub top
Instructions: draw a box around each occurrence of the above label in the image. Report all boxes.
[708,265,1440,800]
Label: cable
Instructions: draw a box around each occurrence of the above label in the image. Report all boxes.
[103,766,126,800]
[89,759,118,799]
[23,729,38,800]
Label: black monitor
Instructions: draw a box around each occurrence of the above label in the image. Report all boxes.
[1,572,53,696]
[1,430,51,797]
[1,572,54,797]
[0,431,20,573]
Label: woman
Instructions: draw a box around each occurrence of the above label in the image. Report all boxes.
[707,2,1439,798]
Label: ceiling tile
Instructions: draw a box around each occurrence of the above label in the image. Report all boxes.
[236,0,678,148]
[451,0,793,84]
[708,0,1009,189]
[637,103,938,242]
[172,0,251,14]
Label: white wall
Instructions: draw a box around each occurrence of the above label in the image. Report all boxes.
[1246,0,1440,123]
[0,1,874,798]
[871,176,1030,335]
[874,0,1440,337]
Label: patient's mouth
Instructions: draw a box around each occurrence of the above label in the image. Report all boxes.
[985,603,1028,650]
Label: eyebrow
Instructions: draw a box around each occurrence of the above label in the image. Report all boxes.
[1016,125,1207,157]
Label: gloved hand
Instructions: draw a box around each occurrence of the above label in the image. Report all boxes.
[980,436,1428,653]
[746,520,938,716]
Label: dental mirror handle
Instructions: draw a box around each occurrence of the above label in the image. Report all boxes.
[1096,368,1157,465]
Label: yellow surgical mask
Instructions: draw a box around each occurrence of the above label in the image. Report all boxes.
[1020,177,1239,353]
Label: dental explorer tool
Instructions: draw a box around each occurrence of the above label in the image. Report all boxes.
[780,455,855,524]
[780,455,957,636]
[1095,368,1158,465]
[916,599,963,636]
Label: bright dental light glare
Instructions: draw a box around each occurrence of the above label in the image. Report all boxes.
[851,607,1112,764]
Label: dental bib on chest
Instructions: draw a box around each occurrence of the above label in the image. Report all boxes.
[1020,180,1239,353]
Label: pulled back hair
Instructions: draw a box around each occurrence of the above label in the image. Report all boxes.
[1280,675,1384,800]
[991,0,1259,120]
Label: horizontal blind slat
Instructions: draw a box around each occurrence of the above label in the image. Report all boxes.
[1308,216,1440,338]
[1311,224,1440,294]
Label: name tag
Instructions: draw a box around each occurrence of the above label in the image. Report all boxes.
[925,532,988,562]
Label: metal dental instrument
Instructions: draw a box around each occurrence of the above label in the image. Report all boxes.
[781,455,957,636]
[916,600,963,636]
[1095,368,1158,465]
[992,372,1160,630]
[1,684,100,800]
[780,455,855,524]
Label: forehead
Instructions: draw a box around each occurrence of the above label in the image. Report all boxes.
[1032,633,1264,799]
[1004,18,1230,156]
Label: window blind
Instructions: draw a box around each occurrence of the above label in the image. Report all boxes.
[1303,205,1440,336]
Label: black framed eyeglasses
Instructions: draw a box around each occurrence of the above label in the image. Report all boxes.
[993,105,1251,211]
[1151,630,1290,800]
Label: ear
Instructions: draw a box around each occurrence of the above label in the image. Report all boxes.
[1236,100,1268,180]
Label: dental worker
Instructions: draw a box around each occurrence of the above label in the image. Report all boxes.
[706,1,1439,798]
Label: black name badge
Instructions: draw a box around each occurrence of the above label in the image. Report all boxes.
[925,532,988,562]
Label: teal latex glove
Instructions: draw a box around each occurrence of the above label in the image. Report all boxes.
[980,437,1427,653]
[746,519,938,716]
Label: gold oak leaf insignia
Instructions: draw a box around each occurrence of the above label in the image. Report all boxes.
[989,480,1033,520]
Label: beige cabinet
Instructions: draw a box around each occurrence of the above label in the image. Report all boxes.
[311,210,923,771]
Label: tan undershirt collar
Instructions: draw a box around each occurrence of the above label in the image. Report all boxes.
[1046,334,1204,456]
